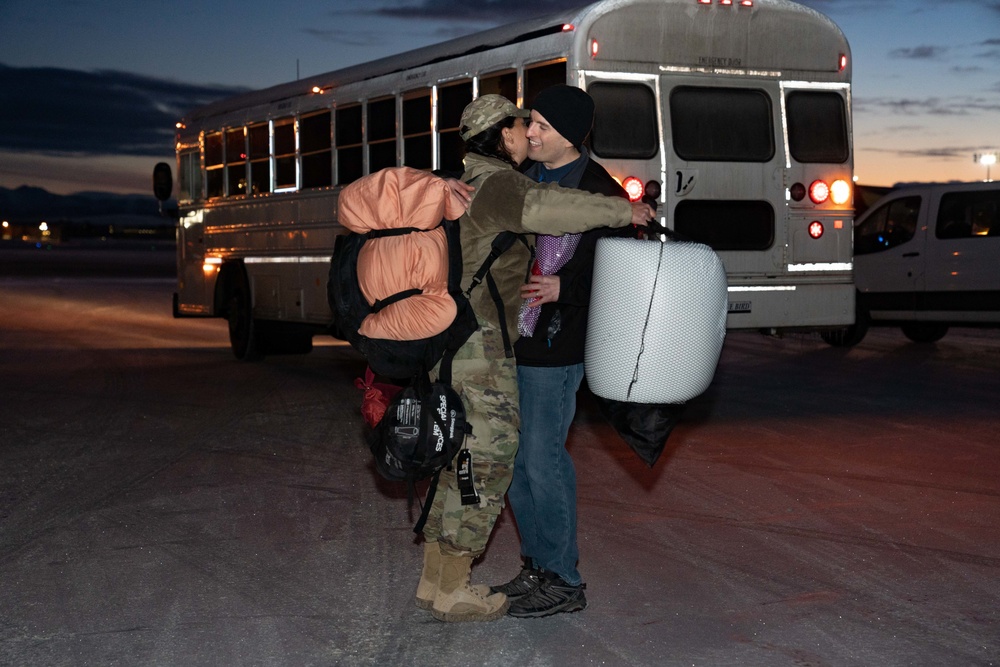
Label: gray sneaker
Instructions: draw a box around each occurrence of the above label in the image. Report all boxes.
[507,572,587,618]
[489,564,542,600]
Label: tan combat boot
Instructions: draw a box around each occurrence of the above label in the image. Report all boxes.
[416,541,492,610]
[430,551,509,622]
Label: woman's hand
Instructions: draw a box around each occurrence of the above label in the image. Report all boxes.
[630,201,656,227]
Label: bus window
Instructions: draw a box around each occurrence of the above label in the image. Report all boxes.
[204,131,224,199]
[589,82,657,160]
[855,196,921,255]
[301,110,333,189]
[480,70,517,102]
[367,97,398,173]
[786,91,849,164]
[274,118,296,191]
[225,127,247,196]
[523,61,566,108]
[438,81,472,174]
[336,104,363,185]
[675,200,775,251]
[178,149,201,203]
[670,87,774,162]
[248,123,269,195]
[403,91,432,170]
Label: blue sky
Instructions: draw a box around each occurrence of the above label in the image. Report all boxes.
[1,0,998,194]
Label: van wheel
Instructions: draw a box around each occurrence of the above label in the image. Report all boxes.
[900,323,948,343]
[820,306,869,347]
[226,271,264,361]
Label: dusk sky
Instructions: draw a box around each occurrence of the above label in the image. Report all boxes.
[1,0,998,195]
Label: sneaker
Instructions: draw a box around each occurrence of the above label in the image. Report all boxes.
[507,573,587,618]
[489,564,542,600]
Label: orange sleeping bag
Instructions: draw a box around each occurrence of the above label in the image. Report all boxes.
[337,167,467,341]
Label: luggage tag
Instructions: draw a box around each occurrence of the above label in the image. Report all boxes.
[456,448,480,506]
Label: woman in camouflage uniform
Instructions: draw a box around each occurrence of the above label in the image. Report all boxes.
[416,94,653,622]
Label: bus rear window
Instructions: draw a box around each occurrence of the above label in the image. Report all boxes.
[786,91,849,164]
[674,200,775,251]
[670,87,773,162]
[590,82,657,160]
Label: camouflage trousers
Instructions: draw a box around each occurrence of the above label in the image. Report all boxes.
[422,317,519,557]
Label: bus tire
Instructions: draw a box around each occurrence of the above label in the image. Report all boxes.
[226,269,265,361]
[900,322,948,344]
[820,305,869,348]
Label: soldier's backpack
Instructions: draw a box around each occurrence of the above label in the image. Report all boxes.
[327,167,524,529]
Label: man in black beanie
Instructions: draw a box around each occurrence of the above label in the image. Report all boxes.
[491,84,632,618]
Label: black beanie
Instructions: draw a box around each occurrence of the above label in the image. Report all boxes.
[531,85,595,149]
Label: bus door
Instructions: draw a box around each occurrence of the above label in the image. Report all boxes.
[175,207,214,316]
[661,79,787,279]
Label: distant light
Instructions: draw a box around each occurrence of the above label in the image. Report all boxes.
[720,0,732,5]
[740,0,753,6]
[697,0,711,4]
[311,86,322,94]
[39,221,49,231]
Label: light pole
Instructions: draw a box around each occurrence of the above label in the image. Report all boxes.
[974,152,997,182]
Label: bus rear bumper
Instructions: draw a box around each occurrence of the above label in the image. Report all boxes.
[725,282,855,331]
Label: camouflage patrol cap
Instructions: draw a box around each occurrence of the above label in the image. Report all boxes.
[459,94,530,141]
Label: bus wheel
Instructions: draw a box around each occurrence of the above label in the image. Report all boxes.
[820,307,869,348]
[901,323,948,344]
[226,273,264,361]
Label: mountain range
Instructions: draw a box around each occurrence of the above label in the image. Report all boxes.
[0,185,167,225]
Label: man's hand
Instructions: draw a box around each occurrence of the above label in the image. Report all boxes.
[443,178,475,208]
[520,274,560,306]
[630,201,656,227]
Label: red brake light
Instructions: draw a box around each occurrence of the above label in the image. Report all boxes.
[622,176,644,202]
[590,39,599,59]
[740,0,753,5]
[808,180,830,205]
[839,54,847,72]
[808,221,824,239]
[562,24,574,32]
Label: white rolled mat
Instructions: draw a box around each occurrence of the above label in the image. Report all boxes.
[585,237,728,404]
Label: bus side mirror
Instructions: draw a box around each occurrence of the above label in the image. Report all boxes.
[153,162,173,202]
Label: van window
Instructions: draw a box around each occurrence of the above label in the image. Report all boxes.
[936,189,1000,239]
[855,196,921,255]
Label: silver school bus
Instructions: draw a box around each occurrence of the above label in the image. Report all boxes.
[154,0,855,360]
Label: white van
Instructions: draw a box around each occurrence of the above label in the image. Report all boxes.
[823,181,1000,346]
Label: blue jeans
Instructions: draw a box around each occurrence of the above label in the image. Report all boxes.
[508,363,585,586]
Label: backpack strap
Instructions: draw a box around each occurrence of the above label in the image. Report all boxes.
[463,232,529,359]
[371,288,422,313]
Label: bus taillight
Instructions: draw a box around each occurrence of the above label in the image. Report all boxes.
[839,53,848,72]
[831,179,851,205]
[590,39,599,59]
[808,221,824,239]
[622,177,644,202]
[808,180,830,205]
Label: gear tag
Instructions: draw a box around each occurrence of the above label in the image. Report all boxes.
[456,449,480,506]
